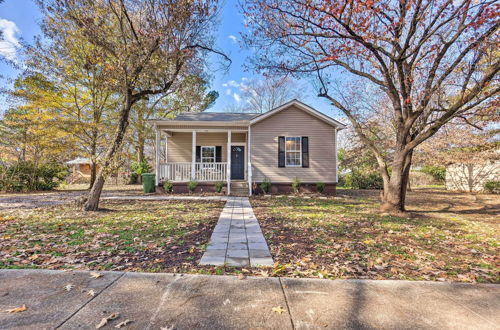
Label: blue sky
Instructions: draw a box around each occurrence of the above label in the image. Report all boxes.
[0,0,340,118]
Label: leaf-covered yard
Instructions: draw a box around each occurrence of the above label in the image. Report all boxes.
[251,189,499,283]
[0,200,224,273]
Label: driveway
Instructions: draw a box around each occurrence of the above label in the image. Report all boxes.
[0,269,498,329]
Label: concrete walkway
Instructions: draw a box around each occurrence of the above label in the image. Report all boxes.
[200,197,273,267]
[0,270,498,329]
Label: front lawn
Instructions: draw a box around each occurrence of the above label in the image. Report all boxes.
[0,200,224,272]
[251,189,499,283]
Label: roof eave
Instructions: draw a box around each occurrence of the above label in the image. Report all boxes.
[149,120,251,127]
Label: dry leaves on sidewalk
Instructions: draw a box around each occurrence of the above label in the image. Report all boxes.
[96,312,120,329]
[272,306,285,314]
[90,272,103,279]
[115,319,132,328]
[5,304,27,313]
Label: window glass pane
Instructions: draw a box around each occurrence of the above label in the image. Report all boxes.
[201,147,215,163]
[285,137,301,166]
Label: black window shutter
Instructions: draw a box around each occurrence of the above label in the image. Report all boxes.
[302,137,309,168]
[215,146,222,162]
[196,146,201,162]
[278,136,285,167]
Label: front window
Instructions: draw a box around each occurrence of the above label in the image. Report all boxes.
[201,146,215,163]
[285,137,301,166]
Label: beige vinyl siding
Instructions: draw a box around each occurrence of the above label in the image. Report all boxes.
[250,105,337,183]
[166,132,247,163]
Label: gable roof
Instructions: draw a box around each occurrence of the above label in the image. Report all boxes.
[149,99,346,129]
[171,112,259,122]
[250,99,347,129]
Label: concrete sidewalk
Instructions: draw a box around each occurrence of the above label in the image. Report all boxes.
[0,270,498,330]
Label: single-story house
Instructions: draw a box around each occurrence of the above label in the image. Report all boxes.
[149,99,346,195]
[66,157,95,176]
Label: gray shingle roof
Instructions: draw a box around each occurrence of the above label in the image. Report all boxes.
[171,112,260,122]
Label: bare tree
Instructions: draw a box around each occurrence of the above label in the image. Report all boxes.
[240,76,302,113]
[243,0,499,213]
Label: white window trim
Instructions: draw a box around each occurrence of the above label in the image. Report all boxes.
[285,136,302,167]
[201,146,216,163]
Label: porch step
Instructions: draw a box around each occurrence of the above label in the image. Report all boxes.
[230,181,249,196]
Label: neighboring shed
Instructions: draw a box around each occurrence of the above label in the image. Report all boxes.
[445,161,500,192]
[66,157,93,176]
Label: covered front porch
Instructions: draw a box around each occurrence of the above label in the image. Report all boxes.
[154,127,252,195]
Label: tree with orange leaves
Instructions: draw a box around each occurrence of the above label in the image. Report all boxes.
[243,0,499,213]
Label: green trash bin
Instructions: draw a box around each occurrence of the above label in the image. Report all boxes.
[141,173,156,193]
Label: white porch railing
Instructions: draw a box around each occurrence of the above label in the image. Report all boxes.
[159,162,228,182]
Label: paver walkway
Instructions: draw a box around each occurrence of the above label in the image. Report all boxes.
[1,270,498,329]
[200,197,273,267]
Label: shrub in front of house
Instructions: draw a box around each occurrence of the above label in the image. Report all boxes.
[292,177,301,193]
[484,181,500,194]
[316,182,325,193]
[260,179,271,194]
[0,161,68,192]
[163,180,173,193]
[344,170,383,189]
[214,181,224,193]
[187,180,198,193]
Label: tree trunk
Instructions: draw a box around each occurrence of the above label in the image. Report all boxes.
[380,150,413,214]
[84,91,134,211]
[89,161,97,189]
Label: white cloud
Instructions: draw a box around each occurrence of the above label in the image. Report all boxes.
[228,35,237,43]
[227,80,239,87]
[233,93,241,103]
[225,89,231,95]
[0,19,20,62]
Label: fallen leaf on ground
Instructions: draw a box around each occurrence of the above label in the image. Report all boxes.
[64,284,74,291]
[87,289,95,297]
[237,273,246,280]
[96,312,119,329]
[115,319,132,328]
[259,270,269,277]
[90,272,103,279]
[5,304,27,313]
[272,306,285,314]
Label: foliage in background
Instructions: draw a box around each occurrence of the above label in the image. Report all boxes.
[420,166,446,183]
[484,181,500,194]
[316,182,325,193]
[0,161,68,192]
[342,170,383,190]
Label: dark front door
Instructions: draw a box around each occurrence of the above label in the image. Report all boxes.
[231,146,245,180]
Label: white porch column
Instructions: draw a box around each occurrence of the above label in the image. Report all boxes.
[227,130,232,195]
[247,126,252,196]
[191,131,197,180]
[155,125,160,186]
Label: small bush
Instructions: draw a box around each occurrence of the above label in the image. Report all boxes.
[260,179,271,194]
[420,165,446,183]
[163,180,173,193]
[187,180,198,193]
[316,182,325,193]
[343,170,383,189]
[0,161,68,192]
[214,181,224,193]
[484,181,500,194]
[130,160,152,183]
[292,177,301,193]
